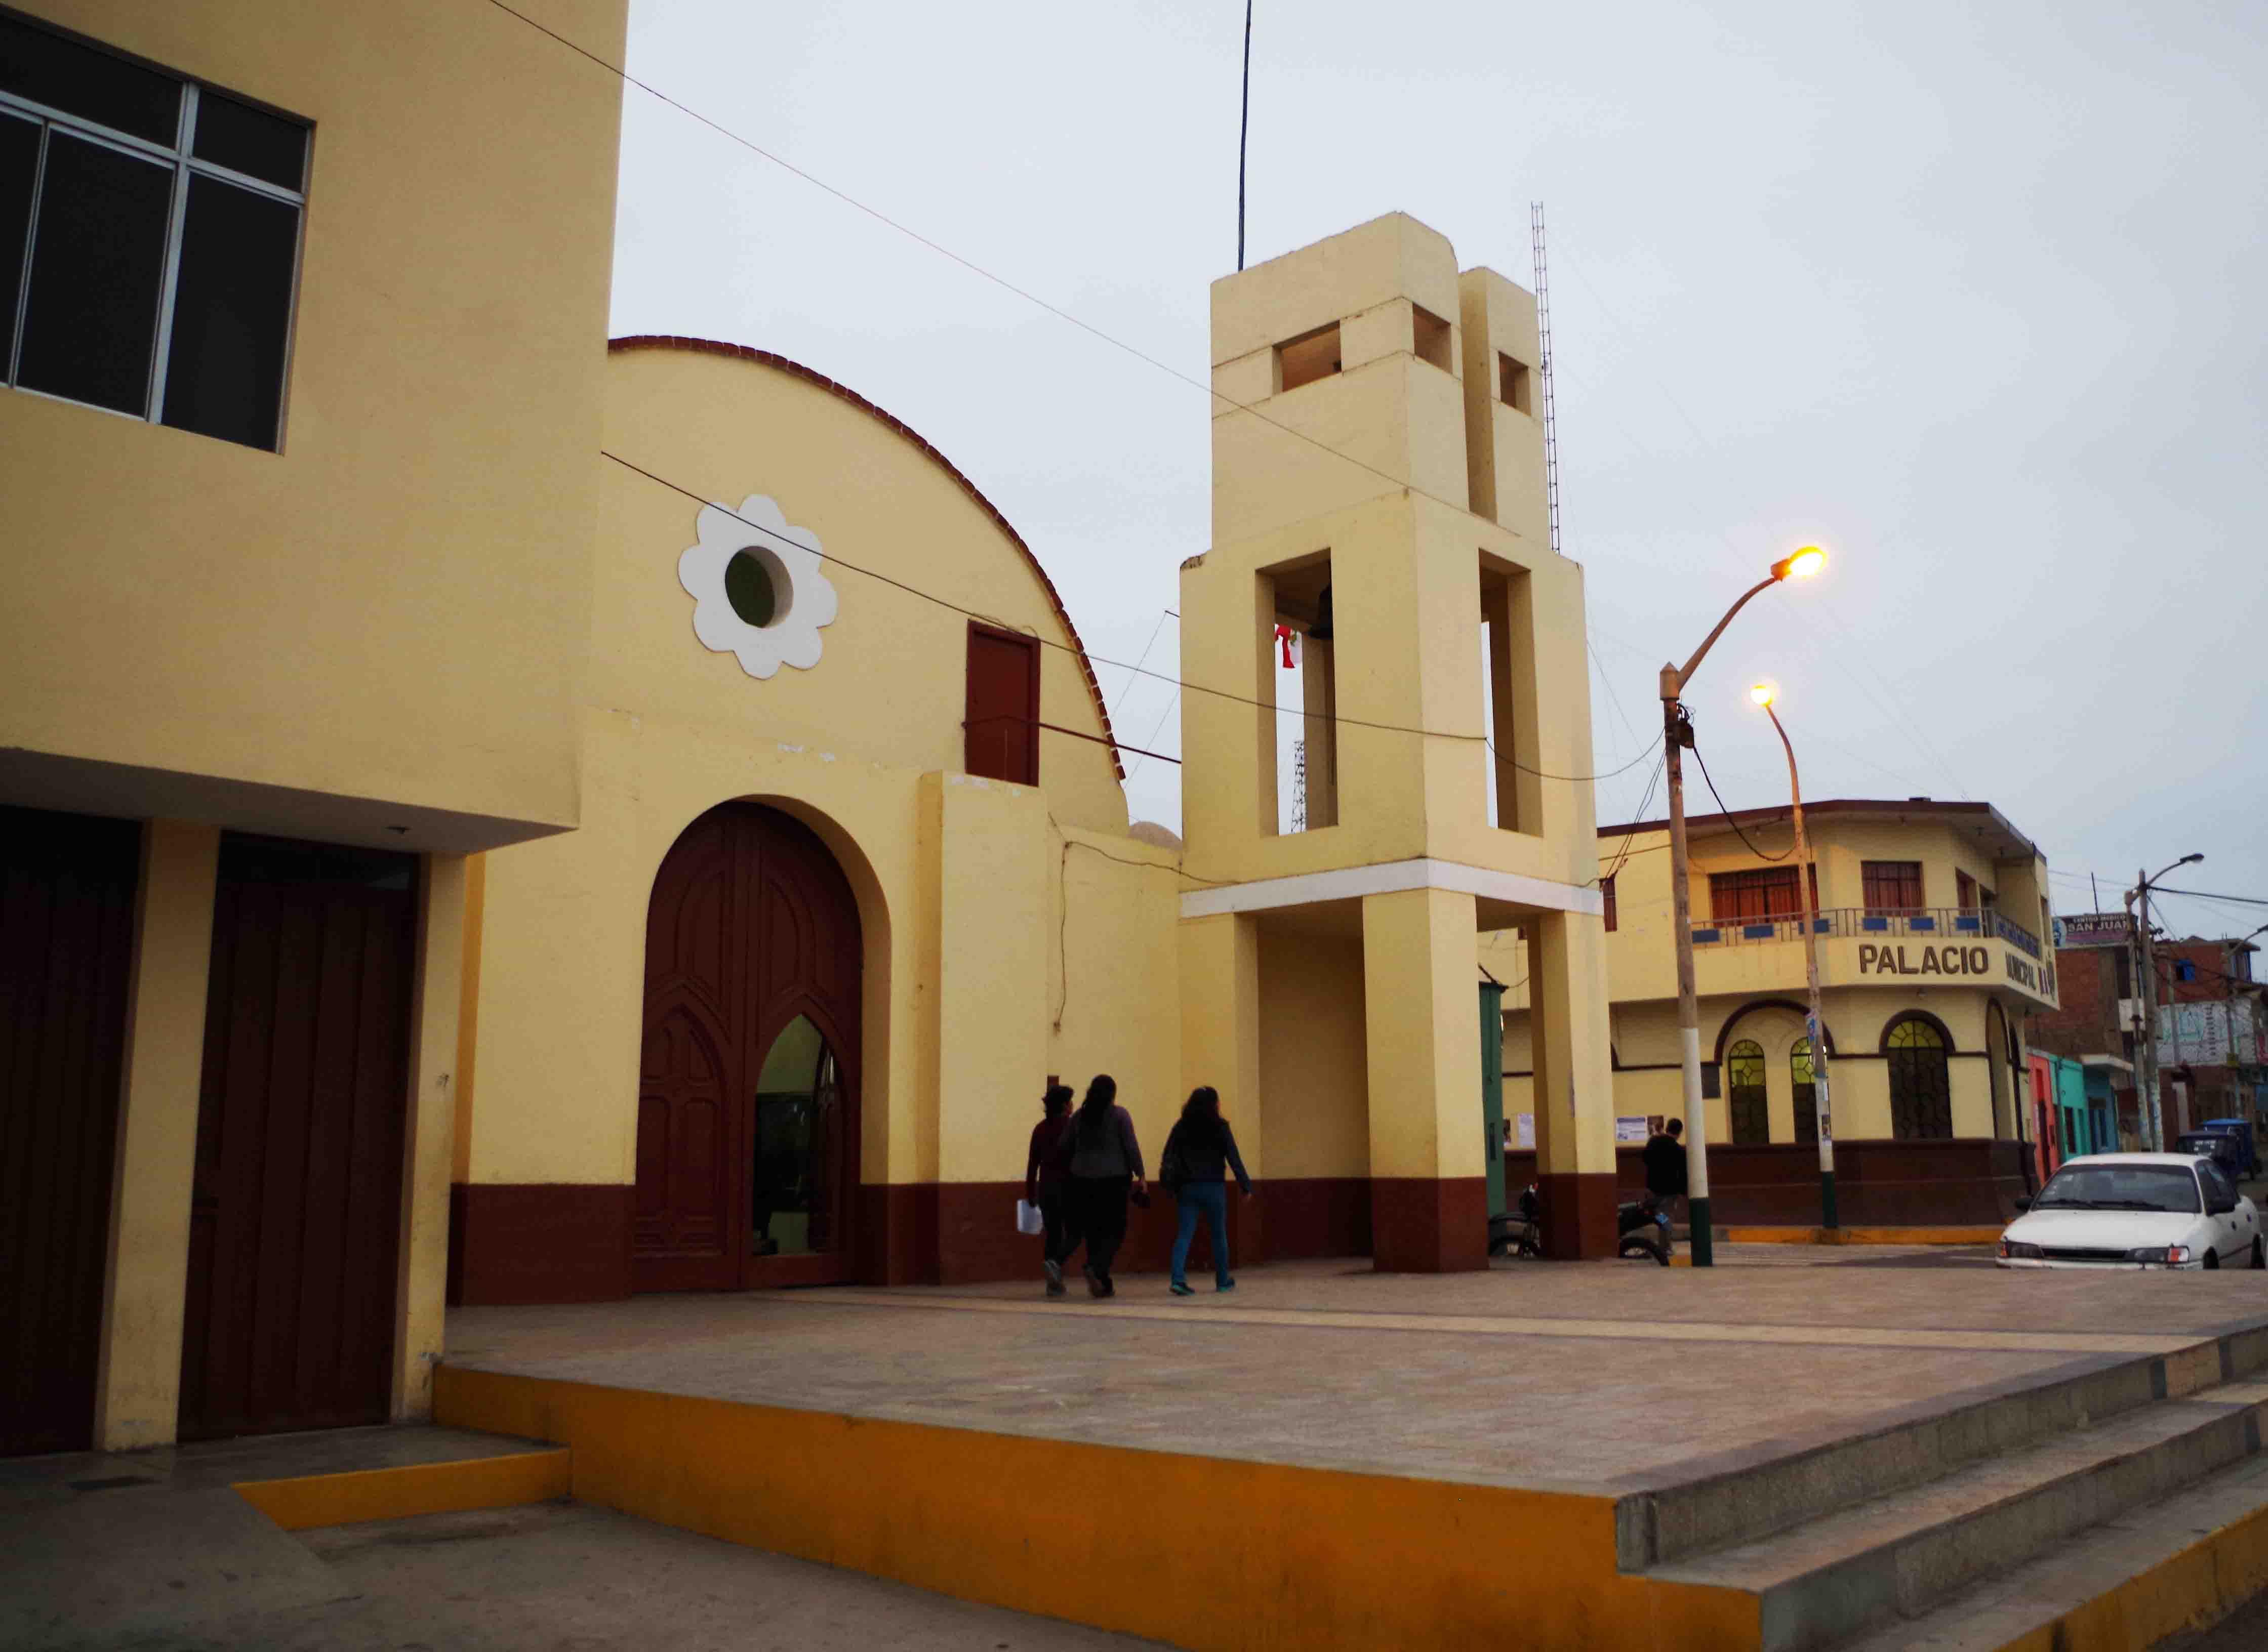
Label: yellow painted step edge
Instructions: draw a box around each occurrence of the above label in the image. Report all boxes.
[233,1447,572,1532]
[1990,1477,2268,1650]
[1722,1225,2004,1246]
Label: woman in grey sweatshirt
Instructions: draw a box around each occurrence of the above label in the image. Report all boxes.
[1062,1074,1144,1297]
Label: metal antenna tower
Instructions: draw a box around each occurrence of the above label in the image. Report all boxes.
[1529,201,1562,559]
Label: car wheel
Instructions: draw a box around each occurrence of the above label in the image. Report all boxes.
[2205,1250,2221,1270]
[2253,1237,2264,1270]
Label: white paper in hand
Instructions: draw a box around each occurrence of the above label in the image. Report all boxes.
[1016,1198,1045,1236]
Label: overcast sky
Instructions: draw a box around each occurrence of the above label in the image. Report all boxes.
[602,0,2267,944]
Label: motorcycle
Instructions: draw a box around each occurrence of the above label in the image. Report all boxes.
[1491,1184,1671,1265]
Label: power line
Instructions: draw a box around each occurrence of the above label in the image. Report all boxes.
[486,0,1524,551]
[1108,609,1173,721]
[604,451,1654,782]
[1687,736,1791,861]
[2155,887,2268,908]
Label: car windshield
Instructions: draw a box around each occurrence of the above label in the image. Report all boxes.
[2035,1164,2201,1214]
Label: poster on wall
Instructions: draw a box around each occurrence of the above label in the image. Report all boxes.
[1614,1116,1649,1144]
[1515,1113,1535,1149]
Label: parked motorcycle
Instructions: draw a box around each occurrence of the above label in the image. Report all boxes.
[1491,1184,1671,1264]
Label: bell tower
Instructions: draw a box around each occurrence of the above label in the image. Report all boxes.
[1177,213,1620,1266]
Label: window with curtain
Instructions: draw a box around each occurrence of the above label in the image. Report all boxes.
[1887,1016,1952,1139]
[1863,861,1924,914]
[1726,1039,1768,1144]
[1709,865,1819,923]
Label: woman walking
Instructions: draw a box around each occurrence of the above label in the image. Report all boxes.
[1161,1086,1251,1296]
[1063,1075,1144,1297]
[1026,1083,1076,1296]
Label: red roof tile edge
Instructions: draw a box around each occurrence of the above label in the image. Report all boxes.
[608,335,1125,780]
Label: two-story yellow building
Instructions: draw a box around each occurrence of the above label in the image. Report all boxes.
[2,0,1620,1467]
[1494,798,2058,1223]
[0,0,626,1455]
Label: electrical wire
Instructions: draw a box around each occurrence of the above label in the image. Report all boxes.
[1108,609,1172,721]
[1594,753,1665,886]
[605,452,1655,782]
[2154,887,2268,908]
[487,0,1525,549]
[1686,735,1791,861]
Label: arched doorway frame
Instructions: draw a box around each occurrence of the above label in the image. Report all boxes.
[631,794,891,1291]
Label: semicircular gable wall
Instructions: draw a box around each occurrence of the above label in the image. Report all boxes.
[597,337,1128,834]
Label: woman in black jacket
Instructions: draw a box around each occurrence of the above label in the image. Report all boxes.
[1161,1086,1251,1296]
[1062,1074,1144,1297]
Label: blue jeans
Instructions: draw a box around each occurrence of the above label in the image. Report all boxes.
[1171,1181,1231,1287]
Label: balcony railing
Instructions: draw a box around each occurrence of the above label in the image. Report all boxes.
[1689,906,2041,954]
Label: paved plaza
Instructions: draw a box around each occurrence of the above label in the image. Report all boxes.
[15,1247,2268,1650]
[445,1248,2268,1498]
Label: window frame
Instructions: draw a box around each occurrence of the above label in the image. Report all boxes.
[1600,873,1617,933]
[2,17,309,447]
[1708,864,1817,924]
[1861,859,1925,916]
[962,620,1041,787]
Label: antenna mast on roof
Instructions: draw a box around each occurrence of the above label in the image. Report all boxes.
[1529,201,1562,559]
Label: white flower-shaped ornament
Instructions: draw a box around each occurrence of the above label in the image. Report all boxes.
[679,493,839,678]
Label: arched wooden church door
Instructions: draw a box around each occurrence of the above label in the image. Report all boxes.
[633,803,862,1291]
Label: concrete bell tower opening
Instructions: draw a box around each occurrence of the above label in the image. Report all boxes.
[1179,212,1621,1266]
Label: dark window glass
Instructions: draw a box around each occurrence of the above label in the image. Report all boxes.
[0,111,35,369]
[161,175,296,448]
[191,91,304,191]
[1601,874,1617,933]
[0,13,178,144]
[14,130,171,413]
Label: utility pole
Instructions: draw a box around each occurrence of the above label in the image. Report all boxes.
[2138,871,2163,1150]
[2133,852,2204,1151]
[1659,548,1827,1266]
[1755,686,1836,1227]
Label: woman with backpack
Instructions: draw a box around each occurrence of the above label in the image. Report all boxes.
[1062,1074,1144,1298]
[1160,1086,1252,1296]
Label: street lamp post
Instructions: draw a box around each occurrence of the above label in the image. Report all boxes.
[1660,546,1826,1267]
[1752,682,1837,1229]
[2132,853,2204,1151]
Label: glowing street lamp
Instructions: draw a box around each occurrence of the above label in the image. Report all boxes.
[1751,680,1838,1229]
[1658,547,1828,1267]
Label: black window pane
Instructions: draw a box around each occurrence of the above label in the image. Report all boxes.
[192,92,304,192]
[0,14,178,144]
[15,131,171,414]
[160,175,296,449]
[0,111,35,371]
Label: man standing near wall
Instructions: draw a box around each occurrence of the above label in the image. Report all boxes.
[1643,1120,1688,1246]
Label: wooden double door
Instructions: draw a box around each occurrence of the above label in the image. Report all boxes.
[634,803,862,1292]
[180,836,418,1441]
[1,806,140,1456]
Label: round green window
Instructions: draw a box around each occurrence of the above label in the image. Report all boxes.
[724,549,780,628]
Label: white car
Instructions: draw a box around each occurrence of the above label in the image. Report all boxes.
[1997,1152,2263,1271]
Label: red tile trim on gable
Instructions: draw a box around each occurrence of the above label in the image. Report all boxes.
[608,335,1126,780]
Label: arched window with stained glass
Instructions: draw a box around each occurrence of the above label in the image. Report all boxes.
[1791,1037,1818,1146]
[1727,1039,1769,1145]
[1887,1016,1953,1140]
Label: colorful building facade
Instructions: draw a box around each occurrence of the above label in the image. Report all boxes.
[1495,799,2060,1223]
[3,0,1620,1465]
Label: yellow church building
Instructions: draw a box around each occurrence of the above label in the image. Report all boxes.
[1493,798,2059,1223]
[2,0,1614,1456]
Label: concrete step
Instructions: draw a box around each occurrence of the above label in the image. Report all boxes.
[1621,1321,2268,1571]
[1836,1448,2268,1651]
[1647,1380,2268,1652]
